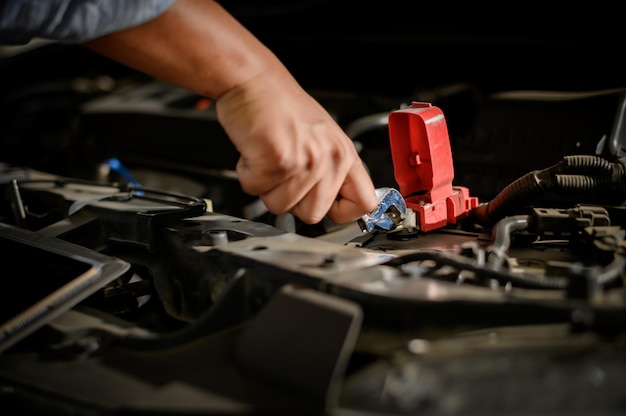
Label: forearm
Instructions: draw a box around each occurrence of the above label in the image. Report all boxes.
[81,0,284,100]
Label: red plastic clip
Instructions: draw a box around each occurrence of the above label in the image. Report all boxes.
[388,102,478,232]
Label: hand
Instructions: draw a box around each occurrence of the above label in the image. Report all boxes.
[216,69,378,225]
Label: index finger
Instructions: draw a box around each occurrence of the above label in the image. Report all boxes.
[326,161,378,224]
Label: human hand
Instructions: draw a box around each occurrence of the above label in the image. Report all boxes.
[216,69,378,225]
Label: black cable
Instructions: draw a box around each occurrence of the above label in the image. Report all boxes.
[116,268,251,350]
[383,250,568,290]
[470,155,626,227]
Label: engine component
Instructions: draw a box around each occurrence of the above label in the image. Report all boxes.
[388,102,478,232]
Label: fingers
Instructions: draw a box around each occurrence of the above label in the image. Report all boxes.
[290,163,377,225]
[325,160,378,224]
[250,156,377,225]
[248,151,334,223]
[236,146,330,217]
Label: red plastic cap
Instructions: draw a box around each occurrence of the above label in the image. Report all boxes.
[388,102,478,232]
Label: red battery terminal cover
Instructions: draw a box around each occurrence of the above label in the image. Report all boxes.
[388,102,478,232]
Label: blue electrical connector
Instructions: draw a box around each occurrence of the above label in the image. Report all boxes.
[105,157,141,187]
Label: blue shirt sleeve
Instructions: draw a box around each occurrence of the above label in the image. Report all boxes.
[0,0,176,45]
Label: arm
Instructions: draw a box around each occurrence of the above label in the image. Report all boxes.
[82,0,378,224]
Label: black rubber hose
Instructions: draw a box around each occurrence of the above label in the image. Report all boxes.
[560,155,614,173]
[486,215,531,270]
[470,155,626,227]
[554,174,613,191]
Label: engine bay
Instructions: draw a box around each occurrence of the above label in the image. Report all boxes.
[1,4,625,414]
